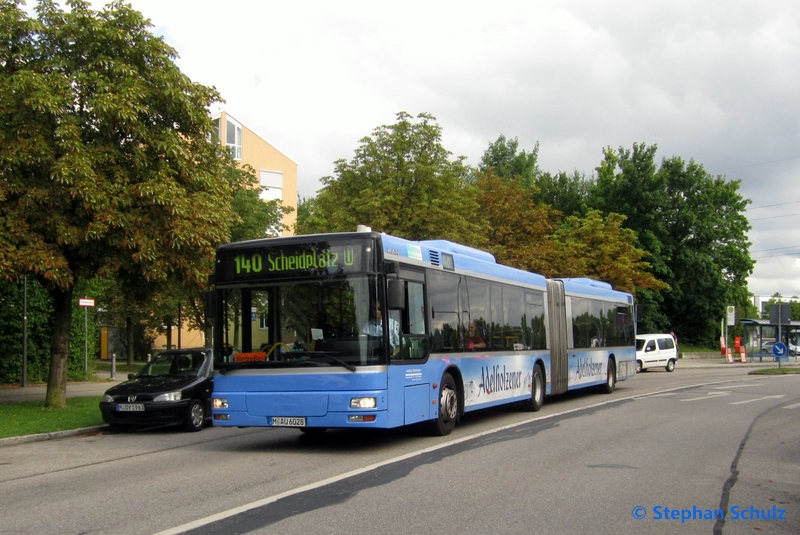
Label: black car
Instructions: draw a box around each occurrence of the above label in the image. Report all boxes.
[99,348,213,432]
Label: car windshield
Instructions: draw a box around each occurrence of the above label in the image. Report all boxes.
[138,351,206,377]
[636,339,646,350]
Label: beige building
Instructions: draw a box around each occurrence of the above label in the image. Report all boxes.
[153,111,298,351]
[212,111,298,234]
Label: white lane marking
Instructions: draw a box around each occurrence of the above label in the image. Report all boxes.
[729,395,785,405]
[682,391,731,402]
[711,384,761,389]
[782,402,800,409]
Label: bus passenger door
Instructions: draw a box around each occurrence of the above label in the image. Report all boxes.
[387,273,431,426]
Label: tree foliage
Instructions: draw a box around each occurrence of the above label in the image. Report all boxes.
[545,211,668,295]
[0,0,238,405]
[473,170,561,271]
[479,135,540,189]
[589,143,753,344]
[301,112,484,244]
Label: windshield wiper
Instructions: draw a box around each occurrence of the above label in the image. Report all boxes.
[281,351,357,372]
[317,352,356,372]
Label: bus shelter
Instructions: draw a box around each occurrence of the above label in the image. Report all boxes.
[739,318,800,362]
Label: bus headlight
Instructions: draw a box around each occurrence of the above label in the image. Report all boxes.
[213,398,228,409]
[350,397,376,409]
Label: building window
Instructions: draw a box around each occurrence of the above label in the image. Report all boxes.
[259,170,283,201]
[226,118,242,160]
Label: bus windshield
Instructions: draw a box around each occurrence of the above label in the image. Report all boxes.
[216,274,389,369]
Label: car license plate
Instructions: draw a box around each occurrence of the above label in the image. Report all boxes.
[271,417,306,427]
[116,403,145,412]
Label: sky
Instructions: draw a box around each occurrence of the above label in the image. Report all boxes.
[93,0,800,306]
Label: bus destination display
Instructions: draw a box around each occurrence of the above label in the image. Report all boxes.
[218,242,368,281]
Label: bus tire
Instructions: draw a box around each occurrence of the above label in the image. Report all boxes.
[521,364,544,412]
[601,359,616,394]
[427,373,458,436]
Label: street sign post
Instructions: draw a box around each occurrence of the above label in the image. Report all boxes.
[773,342,788,363]
[78,298,95,377]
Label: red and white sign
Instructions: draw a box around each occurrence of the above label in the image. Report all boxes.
[78,298,95,307]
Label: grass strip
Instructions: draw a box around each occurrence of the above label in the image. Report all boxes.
[0,396,104,439]
[749,367,800,375]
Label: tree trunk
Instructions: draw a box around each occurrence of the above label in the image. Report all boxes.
[45,286,73,408]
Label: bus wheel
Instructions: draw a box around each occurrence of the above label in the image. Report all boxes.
[601,360,616,394]
[428,373,458,436]
[521,364,544,412]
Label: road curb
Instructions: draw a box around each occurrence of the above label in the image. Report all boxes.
[0,425,108,448]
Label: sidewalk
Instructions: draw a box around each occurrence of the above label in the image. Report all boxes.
[0,368,125,404]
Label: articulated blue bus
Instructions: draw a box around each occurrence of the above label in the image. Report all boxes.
[210,229,636,436]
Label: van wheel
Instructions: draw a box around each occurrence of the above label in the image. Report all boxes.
[665,360,676,372]
[636,360,643,373]
[601,360,616,394]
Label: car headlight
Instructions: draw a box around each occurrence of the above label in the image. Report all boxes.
[153,391,182,402]
[102,394,114,403]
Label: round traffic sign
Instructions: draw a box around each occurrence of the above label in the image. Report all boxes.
[773,342,787,356]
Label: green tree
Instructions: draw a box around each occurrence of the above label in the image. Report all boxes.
[473,170,561,271]
[546,211,668,295]
[589,143,753,344]
[479,135,540,189]
[0,277,52,383]
[532,170,591,217]
[0,0,237,406]
[303,112,484,244]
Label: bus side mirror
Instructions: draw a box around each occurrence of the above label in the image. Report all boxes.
[387,279,405,310]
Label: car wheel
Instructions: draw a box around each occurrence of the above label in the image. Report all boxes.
[636,360,643,373]
[665,359,676,372]
[600,359,616,394]
[521,364,544,412]
[183,399,205,432]
[427,373,458,436]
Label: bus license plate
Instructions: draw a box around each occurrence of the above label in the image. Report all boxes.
[271,417,306,427]
[117,403,145,412]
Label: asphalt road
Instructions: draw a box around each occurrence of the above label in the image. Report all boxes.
[1,365,798,535]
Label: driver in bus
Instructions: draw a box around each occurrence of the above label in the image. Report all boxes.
[363,300,400,352]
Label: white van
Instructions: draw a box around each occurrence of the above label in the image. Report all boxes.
[635,334,678,372]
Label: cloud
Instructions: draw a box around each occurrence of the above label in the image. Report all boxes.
[92,0,800,298]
